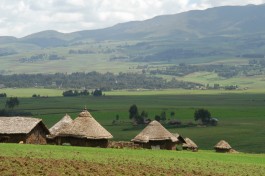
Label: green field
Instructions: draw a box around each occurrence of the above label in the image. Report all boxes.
[2,87,265,98]
[1,93,264,153]
[0,144,264,175]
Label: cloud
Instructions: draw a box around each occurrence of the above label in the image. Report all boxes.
[0,0,265,37]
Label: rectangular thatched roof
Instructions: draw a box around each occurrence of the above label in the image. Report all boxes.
[0,117,44,134]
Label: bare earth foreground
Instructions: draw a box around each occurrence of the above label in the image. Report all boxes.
[0,144,264,176]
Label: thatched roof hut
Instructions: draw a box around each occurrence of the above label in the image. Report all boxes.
[131,120,178,150]
[55,109,113,147]
[49,114,73,136]
[182,138,198,151]
[214,140,232,152]
[0,117,50,144]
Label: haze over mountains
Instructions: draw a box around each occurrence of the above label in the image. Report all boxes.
[1,3,265,74]
[1,4,265,45]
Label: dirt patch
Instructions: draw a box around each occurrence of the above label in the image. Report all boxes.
[0,156,224,176]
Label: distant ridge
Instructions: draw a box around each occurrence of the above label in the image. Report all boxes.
[0,3,264,47]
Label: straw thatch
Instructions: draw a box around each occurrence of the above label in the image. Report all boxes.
[58,109,113,139]
[182,138,198,149]
[0,117,50,144]
[173,133,186,144]
[214,140,232,150]
[0,117,48,134]
[49,114,73,136]
[131,120,178,143]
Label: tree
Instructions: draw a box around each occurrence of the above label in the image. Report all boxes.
[161,111,167,122]
[5,97,19,110]
[194,108,211,125]
[170,111,175,120]
[129,104,139,120]
[155,115,161,122]
[115,114,120,121]
[138,110,148,124]
[0,93,7,97]
[93,89,102,96]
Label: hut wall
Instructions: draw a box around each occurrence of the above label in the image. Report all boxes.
[0,134,26,143]
[215,148,230,153]
[26,123,48,144]
[56,136,109,148]
[135,140,176,150]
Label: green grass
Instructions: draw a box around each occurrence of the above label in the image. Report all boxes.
[0,144,264,176]
[0,93,264,153]
[0,88,63,97]
[2,87,265,98]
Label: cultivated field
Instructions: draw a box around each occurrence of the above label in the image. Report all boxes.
[0,92,264,153]
[0,144,264,176]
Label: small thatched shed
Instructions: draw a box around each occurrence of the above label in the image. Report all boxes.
[55,109,113,148]
[47,114,73,144]
[131,120,179,150]
[214,140,232,153]
[0,117,50,144]
[182,138,198,151]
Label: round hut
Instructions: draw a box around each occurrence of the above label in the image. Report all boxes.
[182,138,198,151]
[47,114,73,144]
[49,114,73,136]
[214,140,232,153]
[131,120,179,150]
[56,109,113,148]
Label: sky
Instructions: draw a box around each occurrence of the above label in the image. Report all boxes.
[0,0,265,37]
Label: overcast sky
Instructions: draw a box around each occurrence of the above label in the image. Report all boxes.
[0,0,264,37]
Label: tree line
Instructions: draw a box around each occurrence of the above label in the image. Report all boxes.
[62,89,103,97]
[126,104,218,126]
[0,72,202,90]
[148,61,265,78]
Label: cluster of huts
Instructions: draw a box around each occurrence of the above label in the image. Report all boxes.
[0,109,235,153]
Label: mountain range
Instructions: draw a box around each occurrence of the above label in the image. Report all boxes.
[1,4,265,74]
[1,4,265,46]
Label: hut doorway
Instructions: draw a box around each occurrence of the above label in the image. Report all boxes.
[151,145,161,150]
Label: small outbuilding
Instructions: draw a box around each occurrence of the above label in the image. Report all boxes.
[214,140,232,153]
[182,138,198,151]
[47,114,73,144]
[131,120,179,150]
[55,109,113,148]
[0,117,50,144]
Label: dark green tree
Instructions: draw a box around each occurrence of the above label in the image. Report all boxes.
[161,111,167,122]
[155,115,161,122]
[194,108,211,125]
[138,110,148,124]
[0,93,7,97]
[170,111,175,120]
[129,104,139,120]
[93,89,102,96]
[5,97,19,110]
[115,114,120,121]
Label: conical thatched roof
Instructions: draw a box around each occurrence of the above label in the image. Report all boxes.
[131,120,178,143]
[182,138,198,148]
[49,114,73,136]
[0,117,49,134]
[214,140,232,149]
[58,109,113,139]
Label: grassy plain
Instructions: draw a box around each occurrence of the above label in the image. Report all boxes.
[2,87,265,98]
[0,93,264,153]
[0,144,264,176]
